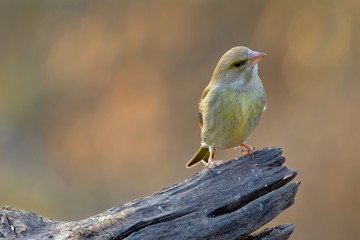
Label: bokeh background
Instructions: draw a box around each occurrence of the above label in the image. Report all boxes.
[0,0,359,239]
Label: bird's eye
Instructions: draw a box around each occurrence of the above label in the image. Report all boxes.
[233,60,247,68]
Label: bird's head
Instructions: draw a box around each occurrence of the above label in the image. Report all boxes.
[211,46,266,85]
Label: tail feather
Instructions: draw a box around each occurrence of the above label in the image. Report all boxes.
[186,146,210,168]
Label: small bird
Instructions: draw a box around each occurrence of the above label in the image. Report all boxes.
[186,46,267,168]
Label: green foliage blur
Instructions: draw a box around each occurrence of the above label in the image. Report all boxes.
[0,1,359,239]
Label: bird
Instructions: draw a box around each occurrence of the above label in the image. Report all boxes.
[186,46,267,168]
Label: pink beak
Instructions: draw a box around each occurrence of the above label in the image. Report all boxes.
[249,51,267,67]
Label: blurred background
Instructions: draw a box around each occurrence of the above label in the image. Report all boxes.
[0,0,359,239]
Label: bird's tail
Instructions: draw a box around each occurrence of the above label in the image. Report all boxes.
[186,146,210,168]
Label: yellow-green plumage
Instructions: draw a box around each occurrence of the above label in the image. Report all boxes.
[187,46,266,168]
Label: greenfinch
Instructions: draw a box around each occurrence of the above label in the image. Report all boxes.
[186,46,267,168]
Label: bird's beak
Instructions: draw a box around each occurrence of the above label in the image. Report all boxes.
[249,51,267,67]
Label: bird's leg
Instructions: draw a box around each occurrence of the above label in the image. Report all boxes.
[240,143,255,155]
[204,147,217,168]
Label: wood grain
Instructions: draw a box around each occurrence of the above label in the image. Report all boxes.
[0,147,299,240]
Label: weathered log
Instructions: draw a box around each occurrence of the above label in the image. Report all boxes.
[0,147,299,240]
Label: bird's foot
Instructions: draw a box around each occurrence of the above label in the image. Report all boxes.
[240,143,255,156]
[204,156,218,169]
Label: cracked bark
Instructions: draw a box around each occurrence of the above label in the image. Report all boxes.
[0,147,299,240]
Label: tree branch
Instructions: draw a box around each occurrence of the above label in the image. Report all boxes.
[0,147,299,240]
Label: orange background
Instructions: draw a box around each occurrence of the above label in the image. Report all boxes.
[0,1,359,239]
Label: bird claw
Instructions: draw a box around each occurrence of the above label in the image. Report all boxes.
[240,143,255,157]
[240,148,255,155]
[204,157,218,169]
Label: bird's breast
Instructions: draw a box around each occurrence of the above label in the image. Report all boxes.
[200,86,265,149]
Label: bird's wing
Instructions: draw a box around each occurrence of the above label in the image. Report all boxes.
[198,85,212,130]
